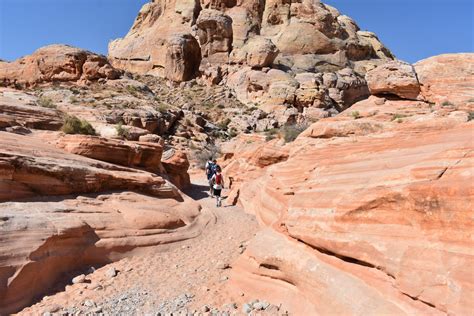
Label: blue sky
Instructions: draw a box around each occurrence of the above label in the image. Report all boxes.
[0,0,472,63]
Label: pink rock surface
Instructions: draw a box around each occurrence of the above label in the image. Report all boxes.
[414,53,474,105]
[223,85,473,314]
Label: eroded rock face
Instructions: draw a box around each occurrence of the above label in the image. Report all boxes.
[55,135,165,173]
[165,33,202,81]
[196,9,233,63]
[0,45,121,88]
[366,60,421,99]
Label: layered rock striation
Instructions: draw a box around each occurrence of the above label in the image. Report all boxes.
[223,53,474,315]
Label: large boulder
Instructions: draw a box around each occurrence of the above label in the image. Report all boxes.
[161,149,191,189]
[366,60,421,99]
[165,33,202,82]
[0,89,63,130]
[0,45,121,87]
[233,36,279,68]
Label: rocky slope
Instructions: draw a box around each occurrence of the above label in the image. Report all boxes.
[220,53,474,315]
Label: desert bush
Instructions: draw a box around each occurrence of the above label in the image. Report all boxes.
[157,103,169,113]
[115,122,130,139]
[217,118,231,130]
[468,111,474,121]
[281,123,308,143]
[126,85,140,97]
[37,96,56,109]
[391,113,408,121]
[228,127,238,138]
[350,111,361,119]
[61,115,96,135]
[193,144,221,169]
[442,101,454,107]
[264,128,279,141]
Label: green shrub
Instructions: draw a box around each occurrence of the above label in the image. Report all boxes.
[61,115,96,135]
[281,123,308,143]
[264,128,279,141]
[157,103,169,113]
[350,111,361,119]
[442,101,454,107]
[228,127,238,138]
[126,85,140,97]
[217,118,231,130]
[37,96,56,109]
[69,96,78,104]
[115,122,130,139]
[391,113,408,121]
[468,111,474,122]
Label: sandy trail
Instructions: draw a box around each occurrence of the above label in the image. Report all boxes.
[18,175,260,315]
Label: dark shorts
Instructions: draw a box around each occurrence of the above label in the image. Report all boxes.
[214,189,221,197]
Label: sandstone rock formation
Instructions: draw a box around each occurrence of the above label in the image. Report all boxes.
[0,90,63,130]
[0,45,121,87]
[366,60,421,99]
[414,53,474,105]
[56,135,165,173]
[165,33,202,81]
[109,0,394,117]
[0,131,207,314]
[222,53,474,315]
[161,149,192,189]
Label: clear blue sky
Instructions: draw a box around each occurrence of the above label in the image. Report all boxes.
[0,0,472,63]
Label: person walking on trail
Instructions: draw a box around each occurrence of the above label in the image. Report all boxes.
[205,158,215,197]
[211,166,225,207]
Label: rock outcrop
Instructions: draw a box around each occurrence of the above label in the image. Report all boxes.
[366,60,421,99]
[109,0,394,117]
[0,45,121,87]
[56,135,165,173]
[161,149,191,189]
[222,53,474,315]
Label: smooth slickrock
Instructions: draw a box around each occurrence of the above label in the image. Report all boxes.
[0,45,121,87]
[414,53,474,105]
[196,9,233,63]
[55,135,165,173]
[222,55,474,314]
[0,191,207,315]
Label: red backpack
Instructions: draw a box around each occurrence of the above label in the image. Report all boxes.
[215,173,222,185]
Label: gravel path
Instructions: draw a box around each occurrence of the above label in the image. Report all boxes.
[19,176,272,315]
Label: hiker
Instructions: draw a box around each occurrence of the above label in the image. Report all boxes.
[210,166,225,207]
[205,158,215,197]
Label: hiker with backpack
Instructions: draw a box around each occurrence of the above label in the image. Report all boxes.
[210,166,225,207]
[205,158,216,197]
